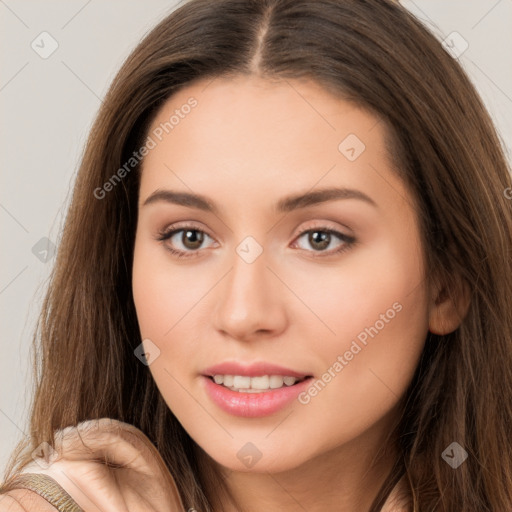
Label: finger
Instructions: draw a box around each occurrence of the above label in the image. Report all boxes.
[29,418,186,511]
[54,419,152,471]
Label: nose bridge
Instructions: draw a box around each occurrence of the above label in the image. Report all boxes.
[212,234,286,338]
[225,236,270,307]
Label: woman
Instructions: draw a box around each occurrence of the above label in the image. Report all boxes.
[1,0,511,510]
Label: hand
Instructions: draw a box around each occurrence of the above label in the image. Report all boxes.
[19,418,186,512]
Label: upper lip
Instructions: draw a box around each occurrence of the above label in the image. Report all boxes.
[202,361,312,378]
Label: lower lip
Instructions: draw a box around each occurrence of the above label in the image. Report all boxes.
[201,375,313,418]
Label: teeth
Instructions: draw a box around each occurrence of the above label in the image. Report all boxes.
[269,375,284,389]
[233,376,251,388]
[210,374,306,392]
[252,375,270,389]
[283,376,297,386]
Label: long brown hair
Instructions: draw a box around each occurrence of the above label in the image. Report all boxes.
[2,0,512,510]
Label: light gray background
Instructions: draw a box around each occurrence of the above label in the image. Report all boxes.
[1,0,511,475]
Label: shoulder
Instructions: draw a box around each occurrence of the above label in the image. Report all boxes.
[0,488,60,511]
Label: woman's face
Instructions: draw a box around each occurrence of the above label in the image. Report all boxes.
[132,75,431,473]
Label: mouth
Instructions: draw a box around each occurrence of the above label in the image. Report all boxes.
[204,374,313,393]
[202,374,315,417]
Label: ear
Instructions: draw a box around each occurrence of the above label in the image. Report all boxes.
[428,274,471,335]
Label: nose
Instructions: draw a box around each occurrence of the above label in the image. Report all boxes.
[212,248,288,342]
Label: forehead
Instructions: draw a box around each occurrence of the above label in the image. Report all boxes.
[139,75,407,215]
[146,74,383,149]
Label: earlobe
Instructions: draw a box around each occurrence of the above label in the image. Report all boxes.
[428,277,471,335]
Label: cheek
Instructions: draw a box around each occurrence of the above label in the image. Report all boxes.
[132,235,198,365]
[297,283,428,446]
[132,231,201,334]
[132,237,210,424]
[293,228,429,432]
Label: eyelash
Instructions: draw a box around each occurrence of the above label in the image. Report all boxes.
[156,223,356,260]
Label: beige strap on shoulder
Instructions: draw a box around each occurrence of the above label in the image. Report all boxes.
[1,473,84,512]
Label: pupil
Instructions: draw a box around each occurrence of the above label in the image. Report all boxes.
[309,231,329,250]
[183,230,204,249]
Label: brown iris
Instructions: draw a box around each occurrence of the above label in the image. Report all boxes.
[181,229,204,250]
[308,231,330,251]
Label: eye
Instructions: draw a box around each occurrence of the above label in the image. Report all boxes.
[292,227,356,257]
[156,223,216,259]
[156,223,356,260]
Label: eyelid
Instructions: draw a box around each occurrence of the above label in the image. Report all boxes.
[157,221,215,240]
[293,220,353,238]
[156,220,355,258]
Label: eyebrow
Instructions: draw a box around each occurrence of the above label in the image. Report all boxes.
[142,186,377,213]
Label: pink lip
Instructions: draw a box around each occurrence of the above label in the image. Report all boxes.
[201,375,314,417]
[202,361,310,378]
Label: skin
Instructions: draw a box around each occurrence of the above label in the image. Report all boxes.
[132,75,466,512]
